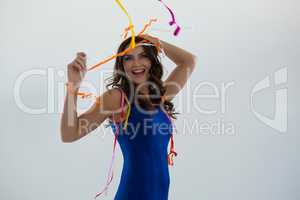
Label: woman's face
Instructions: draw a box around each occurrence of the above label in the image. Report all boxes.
[122,45,151,85]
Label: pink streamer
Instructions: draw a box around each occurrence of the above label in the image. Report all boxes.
[94,90,125,199]
[158,0,181,36]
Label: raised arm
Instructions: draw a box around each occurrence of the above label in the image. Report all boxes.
[140,34,197,101]
[60,87,122,143]
[60,52,123,143]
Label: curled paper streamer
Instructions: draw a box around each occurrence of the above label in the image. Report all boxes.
[115,0,136,48]
[88,18,158,71]
[138,18,158,36]
[158,0,181,36]
[94,89,131,199]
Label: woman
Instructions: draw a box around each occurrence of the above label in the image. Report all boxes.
[60,34,196,200]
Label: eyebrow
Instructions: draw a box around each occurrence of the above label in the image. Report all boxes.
[125,51,147,57]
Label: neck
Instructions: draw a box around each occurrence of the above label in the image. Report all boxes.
[134,84,149,95]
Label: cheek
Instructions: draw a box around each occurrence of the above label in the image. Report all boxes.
[123,64,131,75]
[147,63,152,73]
[143,59,152,70]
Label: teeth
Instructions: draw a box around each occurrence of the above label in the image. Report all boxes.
[132,69,145,73]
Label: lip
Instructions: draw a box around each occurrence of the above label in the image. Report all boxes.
[131,68,146,76]
[131,67,146,71]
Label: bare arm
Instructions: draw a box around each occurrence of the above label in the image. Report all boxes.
[161,40,197,100]
[60,85,80,142]
[140,34,197,100]
[60,52,123,143]
[60,87,122,143]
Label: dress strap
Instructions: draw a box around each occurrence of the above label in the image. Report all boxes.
[110,88,125,123]
[119,88,125,121]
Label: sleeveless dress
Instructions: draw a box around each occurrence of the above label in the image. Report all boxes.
[94,88,177,200]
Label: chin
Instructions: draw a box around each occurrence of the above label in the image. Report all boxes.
[132,79,147,85]
[130,75,149,86]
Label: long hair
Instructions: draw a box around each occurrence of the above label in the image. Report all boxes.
[106,36,178,119]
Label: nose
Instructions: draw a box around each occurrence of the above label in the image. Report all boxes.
[132,56,141,66]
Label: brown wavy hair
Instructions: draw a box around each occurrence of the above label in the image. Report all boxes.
[106,36,178,119]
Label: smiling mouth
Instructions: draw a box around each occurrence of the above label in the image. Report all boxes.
[132,68,146,75]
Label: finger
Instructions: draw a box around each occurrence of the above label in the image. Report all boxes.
[77,52,86,58]
[77,55,87,64]
[75,59,85,70]
[76,53,86,63]
[70,62,82,72]
[139,34,148,40]
[77,56,87,70]
[140,34,154,44]
[77,53,86,60]
[77,53,86,64]
[141,34,152,39]
[76,54,87,69]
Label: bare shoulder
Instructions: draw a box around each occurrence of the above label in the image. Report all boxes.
[97,88,124,114]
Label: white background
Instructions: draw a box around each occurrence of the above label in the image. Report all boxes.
[1,0,299,199]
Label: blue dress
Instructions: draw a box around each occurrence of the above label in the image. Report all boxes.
[109,103,173,200]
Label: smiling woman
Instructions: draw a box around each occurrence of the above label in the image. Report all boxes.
[60,34,196,200]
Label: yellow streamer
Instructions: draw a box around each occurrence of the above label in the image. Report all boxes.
[115,0,135,48]
[87,19,158,71]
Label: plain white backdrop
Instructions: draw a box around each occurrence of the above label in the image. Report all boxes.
[1,0,299,199]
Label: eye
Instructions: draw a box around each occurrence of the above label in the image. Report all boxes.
[140,54,149,58]
[123,55,132,62]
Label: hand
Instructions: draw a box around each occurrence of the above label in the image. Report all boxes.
[67,52,87,86]
[140,34,162,52]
